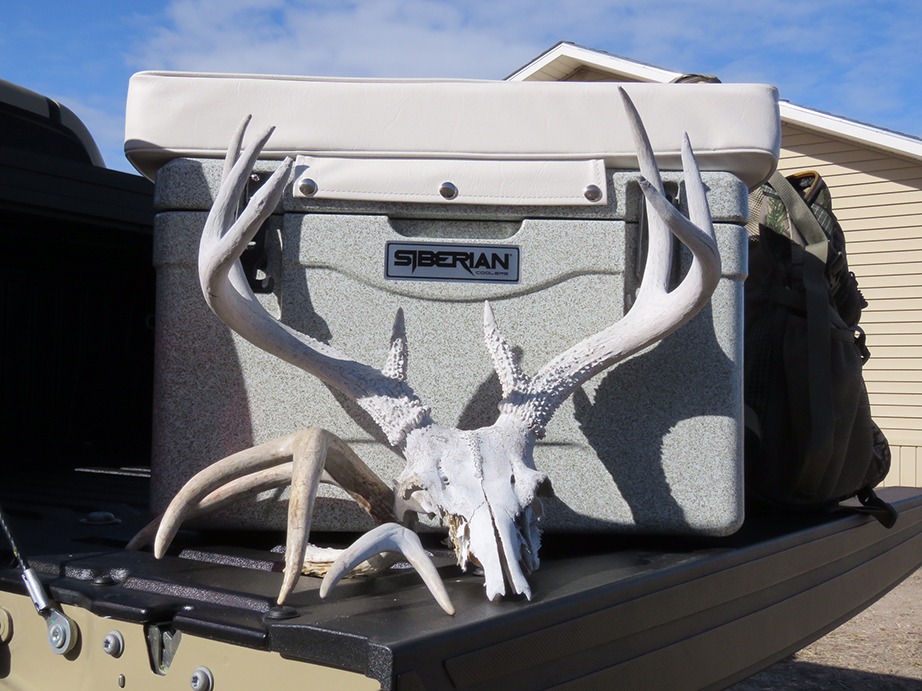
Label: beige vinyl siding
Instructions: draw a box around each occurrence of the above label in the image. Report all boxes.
[879,445,922,487]
[778,124,922,484]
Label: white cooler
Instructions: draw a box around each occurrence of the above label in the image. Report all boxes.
[125,72,779,535]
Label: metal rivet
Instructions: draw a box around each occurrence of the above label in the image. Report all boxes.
[103,630,125,658]
[583,184,603,202]
[297,177,318,197]
[190,666,214,690]
[48,623,67,652]
[439,182,458,200]
[117,674,126,688]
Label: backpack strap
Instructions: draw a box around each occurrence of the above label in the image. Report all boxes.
[855,487,899,528]
[768,171,827,246]
[768,172,835,497]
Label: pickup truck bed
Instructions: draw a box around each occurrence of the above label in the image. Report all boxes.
[2,78,920,690]
[1,470,919,690]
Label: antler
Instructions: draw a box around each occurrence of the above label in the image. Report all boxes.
[486,88,721,437]
[199,117,431,446]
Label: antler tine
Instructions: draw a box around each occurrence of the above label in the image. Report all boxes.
[200,119,431,447]
[222,114,251,183]
[320,523,455,615]
[200,123,286,285]
[153,434,300,558]
[637,133,719,311]
[620,87,673,300]
[495,88,721,437]
[381,308,409,381]
[484,300,530,398]
[679,131,716,241]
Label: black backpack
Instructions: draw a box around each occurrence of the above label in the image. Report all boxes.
[744,170,897,527]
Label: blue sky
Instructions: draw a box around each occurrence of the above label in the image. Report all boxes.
[3,1,921,174]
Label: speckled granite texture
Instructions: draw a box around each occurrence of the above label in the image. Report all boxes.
[151,159,747,535]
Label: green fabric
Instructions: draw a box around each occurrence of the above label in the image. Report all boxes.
[768,171,828,246]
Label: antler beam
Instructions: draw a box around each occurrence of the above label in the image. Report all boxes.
[487,87,721,438]
[199,117,431,447]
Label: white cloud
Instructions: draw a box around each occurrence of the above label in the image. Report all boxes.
[128,0,547,78]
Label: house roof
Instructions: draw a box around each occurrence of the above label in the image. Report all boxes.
[507,42,922,164]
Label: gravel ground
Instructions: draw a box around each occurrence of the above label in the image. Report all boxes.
[730,567,922,689]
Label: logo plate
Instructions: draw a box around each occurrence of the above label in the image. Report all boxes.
[385,242,520,283]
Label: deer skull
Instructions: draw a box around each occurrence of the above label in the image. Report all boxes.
[145,88,721,613]
[398,413,552,600]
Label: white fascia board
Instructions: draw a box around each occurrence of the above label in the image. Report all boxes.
[506,42,680,83]
[780,101,922,163]
[504,42,568,80]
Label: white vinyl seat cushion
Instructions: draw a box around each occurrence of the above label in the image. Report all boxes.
[125,72,780,200]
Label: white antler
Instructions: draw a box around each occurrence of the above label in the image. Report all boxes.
[154,90,724,613]
[199,117,431,447]
[320,523,455,615]
[486,88,721,437]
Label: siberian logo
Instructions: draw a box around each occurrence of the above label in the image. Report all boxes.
[385,242,520,283]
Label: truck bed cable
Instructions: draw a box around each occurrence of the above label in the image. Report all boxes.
[0,502,78,655]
